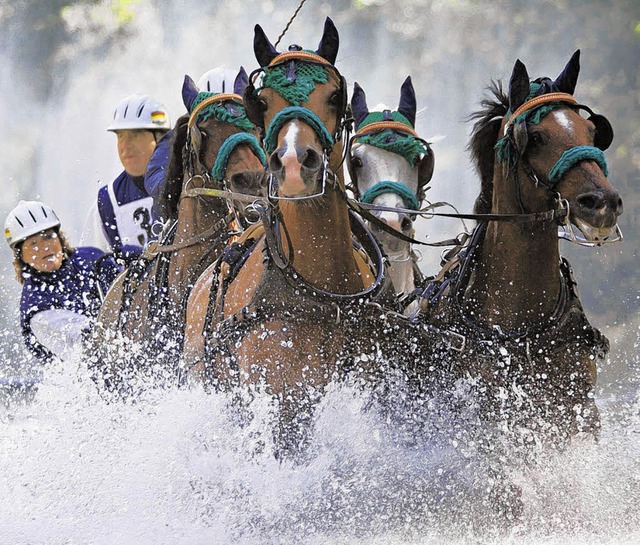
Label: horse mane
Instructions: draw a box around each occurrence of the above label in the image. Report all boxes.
[158,113,189,221]
[467,80,509,214]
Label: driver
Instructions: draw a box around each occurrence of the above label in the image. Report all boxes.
[5,201,121,362]
[97,94,171,260]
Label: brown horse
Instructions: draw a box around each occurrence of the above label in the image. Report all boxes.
[416,50,623,443]
[89,71,268,393]
[183,19,407,450]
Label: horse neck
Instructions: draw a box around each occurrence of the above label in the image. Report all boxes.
[174,178,227,244]
[467,164,561,331]
[167,181,228,297]
[279,170,364,294]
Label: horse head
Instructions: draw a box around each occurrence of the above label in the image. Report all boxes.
[162,69,267,227]
[494,50,622,245]
[349,76,434,257]
[244,17,347,199]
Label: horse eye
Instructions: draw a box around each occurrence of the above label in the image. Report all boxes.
[529,132,543,148]
[329,90,342,107]
[351,157,363,168]
[258,98,268,112]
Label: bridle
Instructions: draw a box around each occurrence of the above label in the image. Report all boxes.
[241,50,391,300]
[149,95,267,255]
[499,91,621,246]
[244,49,349,146]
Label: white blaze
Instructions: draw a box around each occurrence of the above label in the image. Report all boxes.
[553,110,573,134]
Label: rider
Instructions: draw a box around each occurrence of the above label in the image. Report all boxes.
[5,201,121,362]
[97,94,171,260]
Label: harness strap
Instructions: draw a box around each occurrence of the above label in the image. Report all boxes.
[354,120,420,139]
[504,92,577,132]
[267,50,335,68]
[145,214,235,255]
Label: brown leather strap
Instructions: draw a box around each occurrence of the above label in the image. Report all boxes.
[504,92,577,132]
[188,94,244,128]
[354,120,419,139]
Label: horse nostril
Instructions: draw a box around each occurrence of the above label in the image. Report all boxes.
[269,152,283,172]
[576,192,604,211]
[400,216,412,232]
[301,148,321,171]
[230,173,248,191]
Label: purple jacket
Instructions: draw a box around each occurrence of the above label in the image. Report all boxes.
[20,247,120,362]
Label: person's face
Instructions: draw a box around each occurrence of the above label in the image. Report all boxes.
[115,129,157,176]
[20,228,64,273]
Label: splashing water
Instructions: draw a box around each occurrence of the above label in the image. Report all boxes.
[0,345,638,544]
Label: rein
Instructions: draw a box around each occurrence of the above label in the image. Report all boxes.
[144,213,236,255]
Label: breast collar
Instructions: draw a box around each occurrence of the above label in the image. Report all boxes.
[423,222,590,351]
[203,213,396,363]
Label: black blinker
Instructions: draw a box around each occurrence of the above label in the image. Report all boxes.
[590,113,613,151]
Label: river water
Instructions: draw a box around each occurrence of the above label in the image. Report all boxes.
[0,346,638,544]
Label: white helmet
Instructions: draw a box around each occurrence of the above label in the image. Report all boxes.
[107,94,171,132]
[4,200,61,248]
[196,65,239,93]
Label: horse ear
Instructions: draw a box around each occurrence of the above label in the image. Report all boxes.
[253,24,279,68]
[315,17,339,65]
[351,82,369,129]
[234,66,249,96]
[182,75,199,112]
[398,75,417,127]
[508,59,530,112]
[554,49,580,95]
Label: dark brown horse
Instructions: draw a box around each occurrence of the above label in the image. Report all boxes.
[183,19,406,450]
[90,71,268,393]
[416,50,623,443]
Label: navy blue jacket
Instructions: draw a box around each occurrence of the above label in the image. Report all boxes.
[19,247,121,362]
[97,171,158,251]
[144,129,174,220]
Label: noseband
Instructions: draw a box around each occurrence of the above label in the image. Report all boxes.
[260,106,340,202]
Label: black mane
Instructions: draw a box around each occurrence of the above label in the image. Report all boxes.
[157,114,189,221]
[467,80,509,214]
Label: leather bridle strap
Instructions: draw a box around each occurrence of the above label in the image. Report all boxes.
[144,213,235,255]
[353,120,420,139]
[504,92,577,132]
